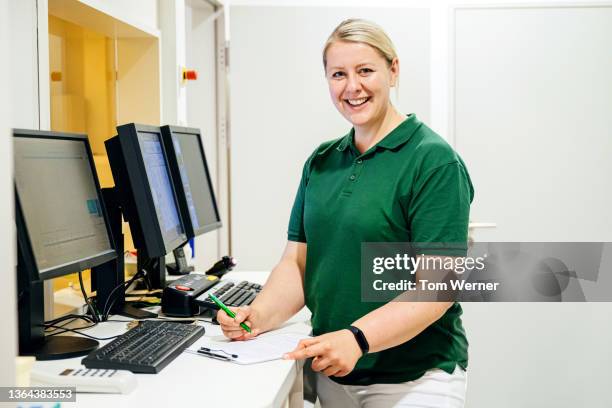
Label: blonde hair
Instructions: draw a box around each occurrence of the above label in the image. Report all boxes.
[322,18,398,69]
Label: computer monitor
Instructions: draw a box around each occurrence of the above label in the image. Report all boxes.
[105,124,188,260]
[160,125,222,238]
[13,129,117,359]
[105,124,187,288]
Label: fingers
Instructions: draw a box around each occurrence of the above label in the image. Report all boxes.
[334,369,350,377]
[312,357,348,377]
[284,338,316,360]
[310,356,331,372]
[284,341,329,361]
[222,328,259,341]
[323,366,341,377]
[223,328,247,339]
[283,337,317,356]
[221,324,260,339]
[235,328,261,341]
[311,356,342,377]
[216,305,250,326]
[233,305,251,323]
[296,337,318,348]
[218,305,261,340]
[282,332,358,378]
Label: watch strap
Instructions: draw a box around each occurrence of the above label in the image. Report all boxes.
[348,325,369,355]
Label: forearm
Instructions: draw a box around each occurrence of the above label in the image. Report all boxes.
[250,258,305,332]
[352,300,452,353]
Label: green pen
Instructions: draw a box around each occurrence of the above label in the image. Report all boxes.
[208,293,252,333]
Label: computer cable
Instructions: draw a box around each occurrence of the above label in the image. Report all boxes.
[44,317,79,334]
[44,314,96,334]
[44,324,122,341]
[46,322,98,337]
[44,317,81,334]
[94,256,152,321]
[100,258,151,320]
[44,313,96,327]
[102,267,148,319]
[78,270,100,323]
[102,265,149,320]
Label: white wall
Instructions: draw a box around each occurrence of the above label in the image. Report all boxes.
[3,0,43,383]
[0,0,17,391]
[185,1,222,269]
[160,0,187,126]
[452,5,612,408]
[452,5,612,242]
[9,0,41,129]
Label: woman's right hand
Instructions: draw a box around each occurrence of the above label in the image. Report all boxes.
[217,305,262,341]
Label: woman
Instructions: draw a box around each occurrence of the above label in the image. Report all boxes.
[218,18,473,407]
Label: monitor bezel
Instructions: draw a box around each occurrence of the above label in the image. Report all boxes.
[160,125,222,238]
[13,129,118,281]
[110,123,188,258]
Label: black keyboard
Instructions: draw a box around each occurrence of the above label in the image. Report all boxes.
[195,280,263,309]
[82,320,205,373]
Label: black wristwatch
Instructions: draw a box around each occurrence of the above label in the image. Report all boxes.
[347,325,369,355]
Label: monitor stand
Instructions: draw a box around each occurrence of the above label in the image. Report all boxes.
[138,254,167,289]
[18,276,98,360]
[92,187,158,319]
[28,336,99,361]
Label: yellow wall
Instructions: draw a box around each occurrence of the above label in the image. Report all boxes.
[49,16,116,153]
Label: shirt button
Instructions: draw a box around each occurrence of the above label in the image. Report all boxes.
[356,159,363,164]
[349,174,356,181]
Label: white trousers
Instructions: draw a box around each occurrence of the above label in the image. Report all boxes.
[315,367,467,408]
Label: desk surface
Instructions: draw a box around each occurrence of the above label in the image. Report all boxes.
[34,271,311,408]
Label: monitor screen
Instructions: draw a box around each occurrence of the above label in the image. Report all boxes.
[167,128,221,236]
[14,136,114,277]
[136,131,184,247]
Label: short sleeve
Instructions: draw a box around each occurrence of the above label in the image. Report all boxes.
[287,157,312,243]
[408,161,474,256]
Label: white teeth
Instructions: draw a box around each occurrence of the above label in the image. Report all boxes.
[347,97,368,106]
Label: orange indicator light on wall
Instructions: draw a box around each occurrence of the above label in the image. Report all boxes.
[50,71,62,82]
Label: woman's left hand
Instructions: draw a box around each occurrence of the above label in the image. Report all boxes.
[283,329,363,377]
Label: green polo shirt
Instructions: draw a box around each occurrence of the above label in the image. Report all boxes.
[287,114,474,385]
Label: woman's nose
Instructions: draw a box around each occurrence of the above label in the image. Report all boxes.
[345,73,362,93]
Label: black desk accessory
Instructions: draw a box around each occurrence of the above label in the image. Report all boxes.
[161,274,221,317]
[205,256,237,278]
[167,245,195,275]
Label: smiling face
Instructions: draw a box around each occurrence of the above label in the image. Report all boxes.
[325,41,398,129]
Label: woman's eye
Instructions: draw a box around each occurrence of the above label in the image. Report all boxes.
[331,71,345,78]
[359,68,373,75]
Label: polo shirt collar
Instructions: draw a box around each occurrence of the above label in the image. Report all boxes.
[336,131,352,152]
[377,114,420,150]
[336,114,421,153]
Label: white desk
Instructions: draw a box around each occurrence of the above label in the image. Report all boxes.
[34,271,311,408]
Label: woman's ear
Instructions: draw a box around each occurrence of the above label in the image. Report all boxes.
[390,58,399,87]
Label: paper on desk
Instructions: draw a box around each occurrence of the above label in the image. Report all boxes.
[185,332,311,364]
